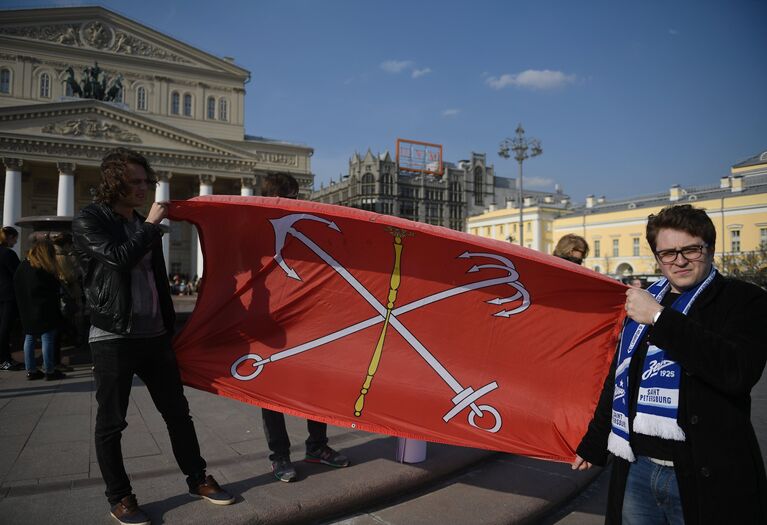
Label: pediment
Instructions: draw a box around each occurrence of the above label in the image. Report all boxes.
[0,7,248,77]
[0,100,252,158]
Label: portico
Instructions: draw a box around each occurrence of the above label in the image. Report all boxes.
[0,6,314,276]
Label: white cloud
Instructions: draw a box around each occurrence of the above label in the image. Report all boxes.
[668,28,679,36]
[525,177,555,189]
[441,108,460,117]
[411,67,432,79]
[380,60,414,74]
[485,69,576,90]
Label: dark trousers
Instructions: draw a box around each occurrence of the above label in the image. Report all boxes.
[261,407,327,461]
[91,335,206,504]
[0,301,17,362]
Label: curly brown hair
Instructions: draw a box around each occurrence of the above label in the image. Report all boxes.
[95,148,157,204]
[646,204,715,252]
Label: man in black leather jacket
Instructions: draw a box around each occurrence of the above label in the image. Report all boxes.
[73,148,234,525]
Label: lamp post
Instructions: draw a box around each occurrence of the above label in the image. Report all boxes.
[498,124,542,248]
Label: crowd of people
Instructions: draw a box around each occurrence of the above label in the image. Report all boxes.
[3,146,765,524]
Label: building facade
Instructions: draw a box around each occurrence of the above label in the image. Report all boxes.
[468,150,767,278]
[0,6,314,278]
[311,150,566,232]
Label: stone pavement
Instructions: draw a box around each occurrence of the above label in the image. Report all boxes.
[0,359,600,525]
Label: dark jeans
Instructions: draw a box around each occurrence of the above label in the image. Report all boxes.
[0,301,17,362]
[91,335,206,504]
[261,407,327,461]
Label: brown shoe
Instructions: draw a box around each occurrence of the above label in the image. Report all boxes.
[110,494,150,525]
[189,474,234,505]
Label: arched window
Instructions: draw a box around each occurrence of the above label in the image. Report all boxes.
[64,80,73,97]
[137,86,147,111]
[183,93,192,116]
[0,68,10,94]
[113,87,123,104]
[473,166,483,205]
[361,173,375,195]
[219,98,228,121]
[207,96,216,119]
[39,72,51,98]
[170,91,180,115]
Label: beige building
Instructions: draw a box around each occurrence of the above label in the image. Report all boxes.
[469,150,767,278]
[0,6,314,278]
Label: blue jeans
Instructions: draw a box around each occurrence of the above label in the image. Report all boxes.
[623,455,684,525]
[23,330,57,373]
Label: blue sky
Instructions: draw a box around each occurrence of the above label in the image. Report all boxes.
[9,0,767,200]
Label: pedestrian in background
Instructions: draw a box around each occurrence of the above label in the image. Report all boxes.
[13,239,66,381]
[0,226,22,371]
[553,234,589,265]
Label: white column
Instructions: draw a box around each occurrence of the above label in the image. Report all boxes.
[240,176,255,196]
[155,171,172,276]
[3,158,22,256]
[56,162,76,217]
[196,175,214,279]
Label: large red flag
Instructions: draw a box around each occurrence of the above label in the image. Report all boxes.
[169,196,626,462]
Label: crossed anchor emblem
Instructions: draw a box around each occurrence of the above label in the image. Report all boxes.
[230,213,531,434]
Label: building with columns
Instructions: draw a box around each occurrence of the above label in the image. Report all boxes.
[468,149,767,278]
[311,150,566,232]
[0,6,314,278]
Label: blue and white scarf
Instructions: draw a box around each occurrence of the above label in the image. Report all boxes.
[607,267,717,461]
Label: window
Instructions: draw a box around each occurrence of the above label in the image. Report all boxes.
[207,96,216,119]
[633,238,640,257]
[594,265,601,273]
[760,228,767,249]
[64,80,73,97]
[594,240,600,257]
[612,239,619,257]
[183,93,192,116]
[113,87,123,103]
[171,91,180,115]
[0,68,10,94]
[39,72,51,98]
[361,173,375,195]
[219,98,228,121]
[731,230,741,253]
[474,166,483,205]
[137,87,147,111]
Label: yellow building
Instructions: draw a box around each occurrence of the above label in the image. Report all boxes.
[468,150,767,278]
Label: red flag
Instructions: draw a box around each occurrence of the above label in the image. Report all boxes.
[169,196,625,462]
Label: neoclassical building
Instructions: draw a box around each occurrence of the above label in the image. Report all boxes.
[0,6,314,278]
[311,150,566,231]
[468,149,767,277]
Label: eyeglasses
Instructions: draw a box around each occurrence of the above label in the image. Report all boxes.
[654,244,707,264]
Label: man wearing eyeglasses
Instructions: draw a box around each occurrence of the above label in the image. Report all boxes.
[571,204,767,524]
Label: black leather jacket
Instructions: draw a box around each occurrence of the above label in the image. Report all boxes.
[72,202,175,335]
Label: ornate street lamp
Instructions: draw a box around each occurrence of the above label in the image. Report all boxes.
[498,124,542,247]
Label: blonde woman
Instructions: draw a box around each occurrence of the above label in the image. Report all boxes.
[13,239,66,381]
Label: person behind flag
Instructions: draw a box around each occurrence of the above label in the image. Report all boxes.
[553,234,589,265]
[72,148,234,525]
[260,172,350,482]
[572,204,767,524]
